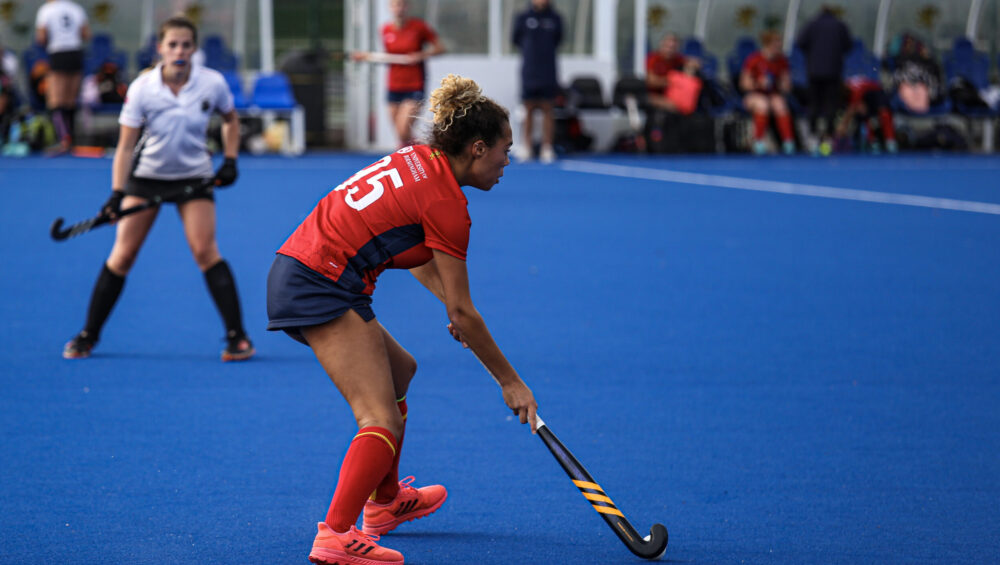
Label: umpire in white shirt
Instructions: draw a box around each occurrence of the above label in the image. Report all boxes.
[63,16,254,363]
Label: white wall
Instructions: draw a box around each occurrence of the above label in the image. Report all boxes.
[370,54,617,152]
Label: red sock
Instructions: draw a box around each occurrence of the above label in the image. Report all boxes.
[325,426,397,532]
[373,397,407,503]
[753,112,769,140]
[878,108,896,141]
[775,114,794,142]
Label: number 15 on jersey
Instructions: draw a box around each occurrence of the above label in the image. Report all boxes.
[334,155,403,211]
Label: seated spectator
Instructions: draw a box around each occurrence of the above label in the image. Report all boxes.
[645,33,702,113]
[840,75,898,153]
[891,33,943,114]
[740,30,796,154]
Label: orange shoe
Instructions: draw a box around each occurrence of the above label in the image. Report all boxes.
[362,476,447,535]
[308,523,403,565]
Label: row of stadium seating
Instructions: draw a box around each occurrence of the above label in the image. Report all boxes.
[568,35,996,118]
[18,33,292,114]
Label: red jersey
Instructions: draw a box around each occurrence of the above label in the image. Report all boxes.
[277,145,470,295]
[645,52,686,94]
[741,51,789,93]
[382,18,438,92]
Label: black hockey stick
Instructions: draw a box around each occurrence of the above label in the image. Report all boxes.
[50,181,213,241]
[472,353,668,560]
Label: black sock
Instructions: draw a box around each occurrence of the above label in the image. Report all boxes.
[64,107,77,141]
[50,108,68,141]
[83,263,126,340]
[204,260,245,337]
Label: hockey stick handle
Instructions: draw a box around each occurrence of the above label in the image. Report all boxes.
[50,181,213,241]
[469,350,668,560]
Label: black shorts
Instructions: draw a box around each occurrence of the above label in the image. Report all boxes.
[266,254,375,345]
[48,50,84,73]
[125,177,215,204]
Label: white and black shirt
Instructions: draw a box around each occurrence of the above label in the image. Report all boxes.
[120,64,234,180]
[35,1,88,54]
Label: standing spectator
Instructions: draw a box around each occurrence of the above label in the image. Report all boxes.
[62,16,254,362]
[795,5,851,155]
[352,0,445,149]
[740,30,796,155]
[512,0,563,163]
[35,0,90,150]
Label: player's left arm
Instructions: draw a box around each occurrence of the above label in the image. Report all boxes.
[418,28,445,61]
[220,109,239,160]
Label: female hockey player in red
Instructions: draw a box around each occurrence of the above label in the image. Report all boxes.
[351,0,445,148]
[266,74,538,565]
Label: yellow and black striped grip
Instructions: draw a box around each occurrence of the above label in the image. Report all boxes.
[572,479,625,517]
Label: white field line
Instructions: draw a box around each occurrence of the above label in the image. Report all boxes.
[559,160,1000,216]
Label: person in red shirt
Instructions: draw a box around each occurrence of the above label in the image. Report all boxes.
[351,0,445,148]
[645,33,701,111]
[267,74,537,565]
[740,30,796,154]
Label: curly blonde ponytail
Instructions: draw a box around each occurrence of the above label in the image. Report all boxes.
[427,74,509,156]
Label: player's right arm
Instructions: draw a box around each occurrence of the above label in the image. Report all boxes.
[111,125,140,192]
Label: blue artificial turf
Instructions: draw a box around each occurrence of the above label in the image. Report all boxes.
[1,153,998,564]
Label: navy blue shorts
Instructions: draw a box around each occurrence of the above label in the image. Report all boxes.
[521,84,559,102]
[266,254,375,345]
[387,90,424,103]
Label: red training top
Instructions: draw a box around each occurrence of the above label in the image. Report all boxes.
[382,18,438,92]
[645,52,687,94]
[277,145,471,295]
[741,51,789,94]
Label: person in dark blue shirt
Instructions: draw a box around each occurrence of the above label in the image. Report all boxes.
[511,0,562,163]
[795,5,852,155]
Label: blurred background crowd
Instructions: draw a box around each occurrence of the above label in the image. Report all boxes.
[2,0,999,158]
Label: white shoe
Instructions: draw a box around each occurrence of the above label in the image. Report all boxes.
[539,144,556,164]
[512,144,532,162]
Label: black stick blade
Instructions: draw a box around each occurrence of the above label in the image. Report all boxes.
[633,523,669,560]
[537,423,668,560]
[50,218,68,240]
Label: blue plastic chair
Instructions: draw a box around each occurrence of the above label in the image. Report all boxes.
[682,38,705,58]
[943,39,995,116]
[251,72,296,109]
[84,49,128,76]
[726,36,758,87]
[222,70,248,109]
[205,51,238,73]
[843,41,881,81]
[22,44,48,111]
[136,34,157,70]
[203,36,227,58]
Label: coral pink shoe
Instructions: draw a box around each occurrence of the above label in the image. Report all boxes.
[362,476,447,535]
[308,523,403,565]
